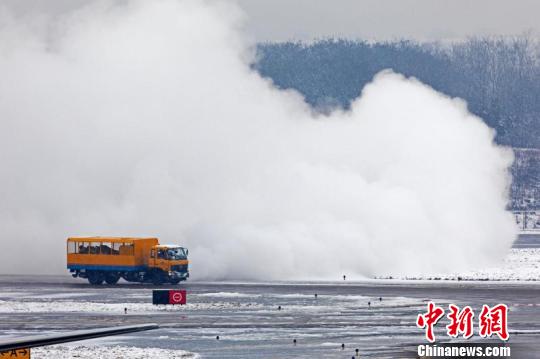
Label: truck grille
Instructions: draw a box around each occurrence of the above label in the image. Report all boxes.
[171,264,188,272]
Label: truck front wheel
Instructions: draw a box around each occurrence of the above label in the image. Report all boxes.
[152,271,165,285]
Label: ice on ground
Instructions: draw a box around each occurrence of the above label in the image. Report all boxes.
[0,292,31,299]
[0,300,266,313]
[32,345,199,359]
[32,292,95,299]
[379,248,540,281]
[197,292,260,298]
[0,292,425,315]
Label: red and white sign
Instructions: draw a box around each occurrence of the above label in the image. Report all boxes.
[168,290,187,305]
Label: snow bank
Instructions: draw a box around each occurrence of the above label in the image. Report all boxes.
[0,291,424,314]
[378,248,540,281]
[32,345,199,359]
[197,292,260,298]
[0,299,265,314]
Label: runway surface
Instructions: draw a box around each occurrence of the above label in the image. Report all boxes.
[515,233,540,248]
[0,276,539,358]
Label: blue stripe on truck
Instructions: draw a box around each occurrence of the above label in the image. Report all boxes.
[67,264,146,272]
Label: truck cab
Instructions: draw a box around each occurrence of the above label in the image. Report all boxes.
[149,245,190,284]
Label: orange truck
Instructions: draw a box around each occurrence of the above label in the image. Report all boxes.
[66,237,189,285]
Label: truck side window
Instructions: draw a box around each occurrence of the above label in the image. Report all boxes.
[67,241,77,254]
[101,242,112,255]
[112,242,121,255]
[90,242,101,255]
[78,242,89,254]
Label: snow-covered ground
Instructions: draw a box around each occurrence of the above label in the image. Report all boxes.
[381,248,540,281]
[32,345,199,359]
[0,293,420,314]
[0,298,262,313]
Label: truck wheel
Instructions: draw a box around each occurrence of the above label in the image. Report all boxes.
[104,273,120,285]
[170,278,181,285]
[87,271,104,285]
[152,273,164,285]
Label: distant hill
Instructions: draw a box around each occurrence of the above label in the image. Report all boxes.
[255,39,540,209]
[255,39,540,149]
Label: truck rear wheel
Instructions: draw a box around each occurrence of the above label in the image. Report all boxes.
[104,273,120,285]
[87,271,104,285]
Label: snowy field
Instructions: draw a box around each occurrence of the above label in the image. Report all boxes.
[0,292,419,314]
[32,345,199,359]
[439,248,540,281]
[379,248,540,281]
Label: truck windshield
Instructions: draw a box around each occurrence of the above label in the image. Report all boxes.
[166,247,187,260]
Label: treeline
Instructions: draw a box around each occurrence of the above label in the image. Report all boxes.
[511,149,540,210]
[255,37,540,149]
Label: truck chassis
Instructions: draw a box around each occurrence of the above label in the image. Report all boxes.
[71,268,188,285]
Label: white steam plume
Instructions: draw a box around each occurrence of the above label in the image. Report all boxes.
[0,0,515,280]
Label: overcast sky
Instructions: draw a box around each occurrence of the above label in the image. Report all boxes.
[2,0,540,42]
